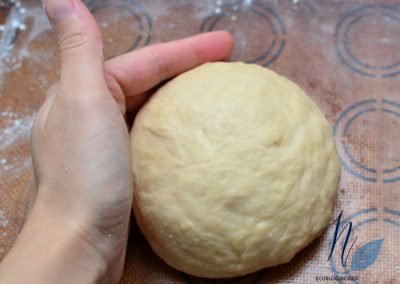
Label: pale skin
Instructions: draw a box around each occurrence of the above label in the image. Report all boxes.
[0,0,233,283]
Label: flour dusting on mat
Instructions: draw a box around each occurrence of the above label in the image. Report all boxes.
[0,110,34,183]
[0,110,34,150]
[243,0,252,8]
[0,1,50,176]
[0,210,9,234]
[0,0,26,70]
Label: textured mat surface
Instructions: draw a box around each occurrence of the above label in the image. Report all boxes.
[1,0,399,283]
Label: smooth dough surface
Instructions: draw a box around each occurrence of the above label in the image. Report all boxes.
[130,62,341,278]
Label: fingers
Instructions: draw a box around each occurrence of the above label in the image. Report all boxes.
[42,0,106,95]
[104,31,234,109]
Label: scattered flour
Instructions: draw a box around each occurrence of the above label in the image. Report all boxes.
[0,210,9,238]
[0,0,26,64]
[243,0,252,7]
[0,210,9,228]
[0,108,34,183]
[0,3,52,79]
[0,109,34,150]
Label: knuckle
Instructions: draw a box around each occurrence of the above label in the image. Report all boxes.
[153,50,171,81]
[55,14,102,58]
[58,29,90,57]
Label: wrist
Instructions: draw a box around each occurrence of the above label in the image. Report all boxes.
[0,197,108,284]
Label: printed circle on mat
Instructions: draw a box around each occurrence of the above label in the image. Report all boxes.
[335,4,400,78]
[181,269,266,284]
[87,0,151,59]
[200,0,285,66]
[334,99,400,183]
[329,208,400,283]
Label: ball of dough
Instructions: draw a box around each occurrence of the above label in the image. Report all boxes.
[130,62,341,278]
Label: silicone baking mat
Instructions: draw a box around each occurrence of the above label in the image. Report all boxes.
[0,0,399,283]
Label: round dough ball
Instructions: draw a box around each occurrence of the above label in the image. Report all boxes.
[130,62,341,278]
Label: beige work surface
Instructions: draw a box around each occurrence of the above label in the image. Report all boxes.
[0,0,399,283]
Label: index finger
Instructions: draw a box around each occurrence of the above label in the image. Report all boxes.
[104,31,233,109]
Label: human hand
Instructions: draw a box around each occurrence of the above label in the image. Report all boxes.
[0,0,233,283]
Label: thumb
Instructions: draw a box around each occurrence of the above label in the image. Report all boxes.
[43,0,106,94]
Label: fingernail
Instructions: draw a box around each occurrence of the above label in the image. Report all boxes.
[42,0,75,22]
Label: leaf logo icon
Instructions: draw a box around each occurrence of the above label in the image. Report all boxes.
[350,239,384,272]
